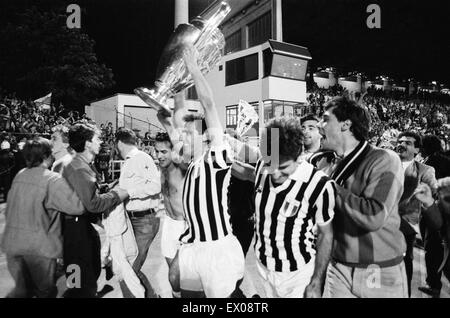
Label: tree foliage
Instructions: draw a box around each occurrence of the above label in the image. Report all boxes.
[0,6,115,111]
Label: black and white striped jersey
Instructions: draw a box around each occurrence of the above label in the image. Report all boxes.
[180,145,234,243]
[254,159,335,272]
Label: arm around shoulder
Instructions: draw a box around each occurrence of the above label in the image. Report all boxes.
[47,174,84,215]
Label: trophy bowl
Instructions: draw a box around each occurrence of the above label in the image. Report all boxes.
[135,1,231,114]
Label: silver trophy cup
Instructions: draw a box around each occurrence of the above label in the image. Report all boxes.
[134,1,231,114]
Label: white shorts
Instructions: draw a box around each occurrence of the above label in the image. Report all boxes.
[161,215,187,259]
[179,234,245,298]
[256,258,315,298]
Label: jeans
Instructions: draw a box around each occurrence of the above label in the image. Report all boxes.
[420,217,445,290]
[120,213,160,298]
[6,254,57,298]
[324,260,408,298]
[403,232,416,297]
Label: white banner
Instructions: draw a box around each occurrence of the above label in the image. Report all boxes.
[236,99,258,137]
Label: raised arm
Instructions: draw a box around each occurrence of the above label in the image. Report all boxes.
[183,46,223,148]
[173,92,186,130]
[46,174,84,216]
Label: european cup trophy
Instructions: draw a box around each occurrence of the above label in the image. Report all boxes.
[134,1,231,114]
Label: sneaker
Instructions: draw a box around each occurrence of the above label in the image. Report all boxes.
[418,285,440,298]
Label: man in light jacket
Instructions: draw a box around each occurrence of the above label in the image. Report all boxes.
[1,137,85,298]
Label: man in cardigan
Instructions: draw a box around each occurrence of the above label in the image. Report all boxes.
[396,131,437,297]
[318,96,407,298]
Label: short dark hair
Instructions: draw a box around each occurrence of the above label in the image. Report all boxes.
[398,131,422,148]
[154,132,172,148]
[22,137,52,168]
[263,117,303,160]
[325,96,370,141]
[422,134,443,156]
[115,127,137,145]
[300,114,320,125]
[183,113,207,134]
[69,123,99,153]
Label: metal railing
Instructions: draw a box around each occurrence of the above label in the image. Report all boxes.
[118,111,163,137]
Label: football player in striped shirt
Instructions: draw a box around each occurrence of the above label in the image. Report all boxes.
[165,46,245,298]
[231,117,336,297]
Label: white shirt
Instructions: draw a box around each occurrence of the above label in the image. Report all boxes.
[1,140,10,150]
[401,160,414,171]
[119,147,161,211]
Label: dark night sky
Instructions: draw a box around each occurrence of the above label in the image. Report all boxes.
[1,0,449,94]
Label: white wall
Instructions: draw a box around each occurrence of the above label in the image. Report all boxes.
[89,95,118,128]
[116,94,151,128]
[262,77,307,102]
[90,93,201,133]
[338,78,362,93]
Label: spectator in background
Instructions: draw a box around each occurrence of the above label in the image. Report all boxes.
[0,139,14,202]
[396,131,437,297]
[418,134,450,297]
[95,143,112,183]
[106,122,114,140]
[422,135,450,179]
[50,124,74,174]
[298,114,322,162]
[414,177,450,296]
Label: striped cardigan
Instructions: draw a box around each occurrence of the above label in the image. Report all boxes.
[330,143,406,267]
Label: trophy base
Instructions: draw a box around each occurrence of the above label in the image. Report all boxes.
[134,87,172,115]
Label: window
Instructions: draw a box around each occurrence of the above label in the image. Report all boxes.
[263,100,305,122]
[226,105,238,127]
[225,30,242,54]
[225,53,258,86]
[263,53,308,80]
[248,12,271,47]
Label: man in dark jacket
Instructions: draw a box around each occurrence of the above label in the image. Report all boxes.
[414,177,450,297]
[419,135,450,296]
[61,123,128,298]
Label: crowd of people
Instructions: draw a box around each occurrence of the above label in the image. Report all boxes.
[0,93,162,201]
[307,83,450,152]
[1,48,450,298]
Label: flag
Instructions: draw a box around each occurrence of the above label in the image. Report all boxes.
[236,99,258,137]
[34,92,52,110]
